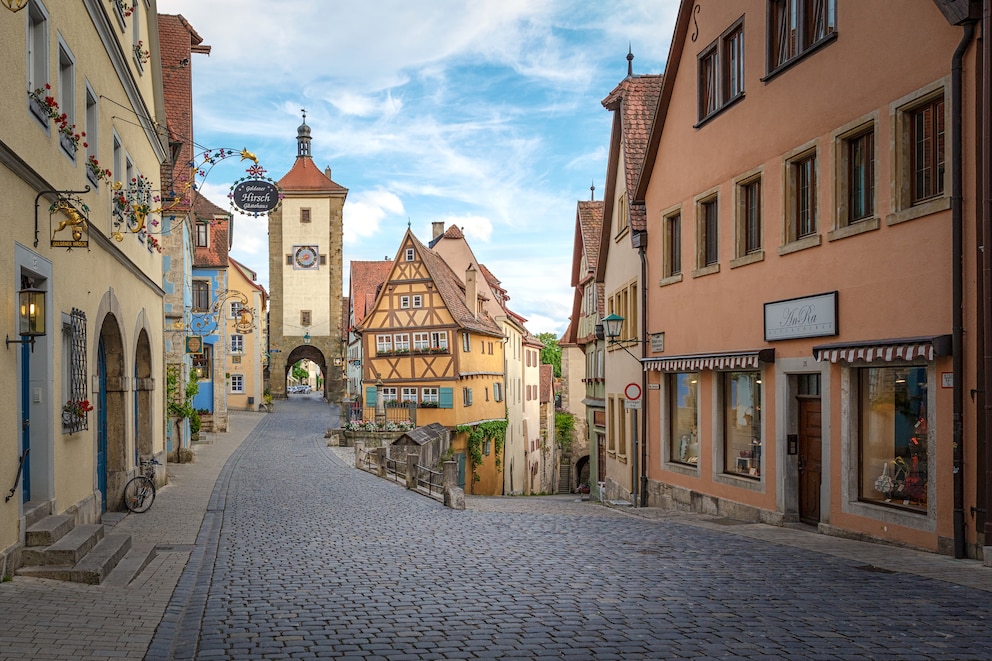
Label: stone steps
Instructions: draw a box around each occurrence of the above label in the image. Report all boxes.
[16,514,136,585]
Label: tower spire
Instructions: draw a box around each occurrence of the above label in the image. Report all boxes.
[296,108,312,158]
[590,180,595,201]
[627,43,634,77]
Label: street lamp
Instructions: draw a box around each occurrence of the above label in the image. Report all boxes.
[303,329,311,344]
[6,287,46,352]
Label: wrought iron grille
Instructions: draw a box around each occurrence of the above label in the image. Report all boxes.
[63,309,89,433]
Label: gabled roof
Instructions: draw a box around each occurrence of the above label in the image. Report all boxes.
[596,71,663,281]
[229,257,268,302]
[191,193,230,268]
[410,232,503,337]
[278,157,349,194]
[349,260,392,327]
[540,364,554,404]
[569,200,604,287]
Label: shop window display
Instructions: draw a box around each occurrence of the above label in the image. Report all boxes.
[670,372,699,465]
[861,366,928,511]
[724,371,762,478]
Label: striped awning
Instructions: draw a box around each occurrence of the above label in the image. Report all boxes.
[643,349,774,372]
[812,334,952,364]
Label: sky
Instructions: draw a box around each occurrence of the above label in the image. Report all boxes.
[156,0,677,337]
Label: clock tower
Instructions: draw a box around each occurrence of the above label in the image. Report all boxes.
[267,116,348,402]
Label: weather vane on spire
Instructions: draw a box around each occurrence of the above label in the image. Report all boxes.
[301,108,307,124]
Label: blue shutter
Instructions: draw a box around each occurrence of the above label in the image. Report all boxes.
[365,386,377,406]
[439,387,453,409]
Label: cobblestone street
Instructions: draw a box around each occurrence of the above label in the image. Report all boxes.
[3,398,992,660]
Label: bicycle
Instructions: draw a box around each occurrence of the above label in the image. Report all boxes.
[122,458,160,513]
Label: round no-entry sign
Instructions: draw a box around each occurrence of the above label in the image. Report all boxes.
[624,382,641,400]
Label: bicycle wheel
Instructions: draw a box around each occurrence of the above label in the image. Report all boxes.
[123,476,155,513]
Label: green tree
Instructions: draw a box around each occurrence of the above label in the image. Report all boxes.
[291,361,309,383]
[537,332,562,378]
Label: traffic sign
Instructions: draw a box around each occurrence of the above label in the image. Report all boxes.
[624,382,641,400]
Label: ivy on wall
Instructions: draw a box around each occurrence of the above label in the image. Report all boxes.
[455,419,508,483]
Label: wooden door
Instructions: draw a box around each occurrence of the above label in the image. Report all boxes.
[798,397,821,525]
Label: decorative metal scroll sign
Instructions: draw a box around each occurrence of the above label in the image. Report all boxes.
[50,195,90,249]
[231,180,281,214]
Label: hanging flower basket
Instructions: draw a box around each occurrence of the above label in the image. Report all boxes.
[62,399,93,429]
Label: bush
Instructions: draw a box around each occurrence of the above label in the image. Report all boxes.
[189,409,202,435]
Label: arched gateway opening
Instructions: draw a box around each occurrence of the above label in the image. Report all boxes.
[284,345,328,398]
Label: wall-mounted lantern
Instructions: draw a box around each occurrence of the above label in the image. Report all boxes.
[6,288,46,352]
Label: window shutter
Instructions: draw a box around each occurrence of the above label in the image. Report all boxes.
[365,386,377,406]
[439,387,453,409]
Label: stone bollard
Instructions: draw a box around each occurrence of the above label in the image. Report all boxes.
[442,461,457,491]
[444,486,465,510]
[405,453,419,490]
[354,441,365,469]
[375,447,387,478]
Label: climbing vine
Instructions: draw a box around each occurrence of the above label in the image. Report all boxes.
[555,411,576,456]
[455,419,508,483]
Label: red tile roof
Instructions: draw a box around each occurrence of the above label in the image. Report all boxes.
[278,157,348,193]
[603,74,664,232]
[349,260,393,327]
[192,193,230,268]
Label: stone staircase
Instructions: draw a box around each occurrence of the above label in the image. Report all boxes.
[558,463,572,494]
[16,506,153,585]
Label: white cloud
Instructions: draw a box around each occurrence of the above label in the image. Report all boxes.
[343,190,406,245]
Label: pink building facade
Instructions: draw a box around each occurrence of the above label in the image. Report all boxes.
[635,0,987,557]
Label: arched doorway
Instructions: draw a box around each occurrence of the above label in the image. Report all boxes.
[134,329,153,462]
[97,315,128,511]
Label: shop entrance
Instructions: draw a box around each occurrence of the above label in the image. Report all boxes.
[797,396,822,525]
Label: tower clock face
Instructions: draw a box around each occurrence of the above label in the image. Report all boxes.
[294,245,318,269]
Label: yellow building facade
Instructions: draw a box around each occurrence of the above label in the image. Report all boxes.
[1,0,168,574]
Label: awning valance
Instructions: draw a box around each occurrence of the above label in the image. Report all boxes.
[643,349,774,372]
[812,334,952,364]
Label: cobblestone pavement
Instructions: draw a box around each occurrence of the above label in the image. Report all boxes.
[3,398,992,660]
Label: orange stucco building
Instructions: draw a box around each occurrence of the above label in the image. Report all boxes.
[632,0,987,557]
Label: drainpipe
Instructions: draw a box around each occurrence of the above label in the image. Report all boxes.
[637,232,649,507]
[952,20,976,559]
[982,0,992,554]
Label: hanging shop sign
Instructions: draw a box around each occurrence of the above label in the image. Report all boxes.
[231,180,281,214]
[764,291,838,341]
[49,194,90,249]
[185,336,204,354]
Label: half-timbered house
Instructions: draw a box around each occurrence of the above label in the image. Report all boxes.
[356,228,507,495]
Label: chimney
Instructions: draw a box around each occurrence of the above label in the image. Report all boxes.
[465,263,478,318]
[432,221,445,239]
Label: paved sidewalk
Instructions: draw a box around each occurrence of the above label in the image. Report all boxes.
[0,410,265,661]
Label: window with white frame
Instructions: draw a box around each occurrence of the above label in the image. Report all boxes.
[376,335,393,353]
[230,374,244,393]
[405,248,415,261]
[58,41,76,157]
[195,222,209,247]
[400,295,410,309]
[463,387,473,406]
[230,334,244,354]
[413,332,430,351]
[27,1,49,122]
[494,382,503,402]
[380,387,398,402]
[462,332,471,352]
[431,331,448,350]
[422,387,439,404]
[412,294,423,307]
[401,387,417,403]
[85,85,98,176]
[394,333,410,351]
[229,300,243,320]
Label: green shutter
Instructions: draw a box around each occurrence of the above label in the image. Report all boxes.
[365,386,377,406]
[439,387,453,409]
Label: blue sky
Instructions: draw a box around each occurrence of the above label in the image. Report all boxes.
[157,0,677,336]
